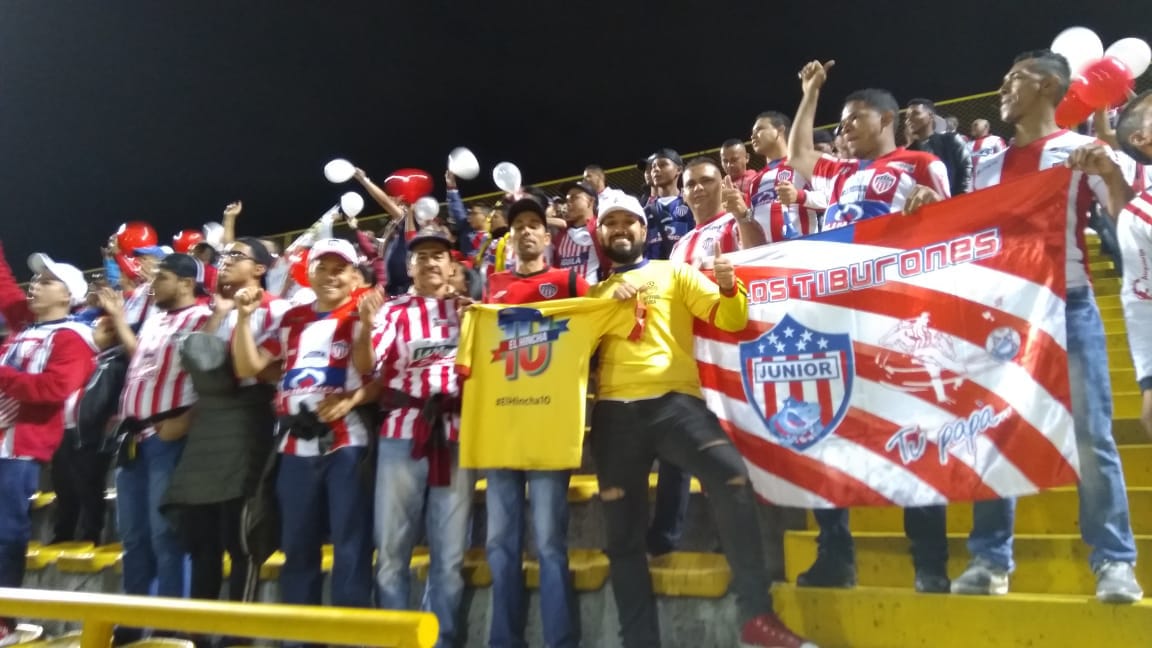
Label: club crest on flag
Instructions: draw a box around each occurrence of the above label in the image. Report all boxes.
[739,314,856,451]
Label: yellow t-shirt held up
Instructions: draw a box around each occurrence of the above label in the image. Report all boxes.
[456,297,643,470]
[588,259,748,401]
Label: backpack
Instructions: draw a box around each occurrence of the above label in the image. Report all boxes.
[75,347,129,451]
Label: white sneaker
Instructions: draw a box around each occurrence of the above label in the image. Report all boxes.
[950,558,1009,595]
[1095,561,1143,603]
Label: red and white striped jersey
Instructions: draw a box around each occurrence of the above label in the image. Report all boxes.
[0,321,96,458]
[968,135,1007,167]
[973,129,1137,289]
[120,304,212,422]
[122,285,155,329]
[1117,189,1152,386]
[747,159,822,242]
[812,149,951,230]
[552,215,602,284]
[668,212,741,267]
[372,294,462,442]
[266,305,370,456]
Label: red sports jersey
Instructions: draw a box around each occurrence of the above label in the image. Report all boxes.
[266,305,370,456]
[668,212,740,267]
[811,149,951,230]
[0,321,96,460]
[747,159,822,242]
[729,169,759,196]
[371,294,463,441]
[121,304,213,422]
[973,129,1137,289]
[552,215,605,284]
[217,291,292,387]
[485,267,588,305]
[968,135,1007,166]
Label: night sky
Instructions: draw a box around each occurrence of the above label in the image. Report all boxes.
[1,0,1148,275]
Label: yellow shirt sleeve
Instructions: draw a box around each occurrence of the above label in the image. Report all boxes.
[674,263,749,332]
[456,307,479,377]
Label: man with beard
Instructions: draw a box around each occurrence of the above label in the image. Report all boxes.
[162,238,289,610]
[587,192,815,647]
[905,98,973,194]
[952,49,1141,603]
[0,246,95,646]
[354,230,473,647]
[479,197,586,648]
[785,59,952,594]
[108,254,214,638]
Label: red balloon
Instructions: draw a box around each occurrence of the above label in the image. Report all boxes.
[172,229,205,254]
[1079,56,1134,109]
[288,249,310,287]
[1055,82,1095,128]
[115,222,157,255]
[382,168,434,204]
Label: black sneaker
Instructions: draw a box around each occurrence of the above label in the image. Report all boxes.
[796,551,857,588]
[914,564,951,593]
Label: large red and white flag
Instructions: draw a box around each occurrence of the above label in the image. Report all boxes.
[696,167,1078,508]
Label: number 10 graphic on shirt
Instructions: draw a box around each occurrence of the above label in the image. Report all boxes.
[491,308,572,380]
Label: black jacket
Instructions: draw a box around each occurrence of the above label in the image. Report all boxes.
[908,133,973,195]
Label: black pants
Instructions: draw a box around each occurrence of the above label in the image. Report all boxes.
[591,393,771,648]
[50,428,112,545]
[813,505,947,569]
[182,499,247,602]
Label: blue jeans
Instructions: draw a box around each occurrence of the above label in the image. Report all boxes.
[968,287,1137,571]
[0,459,39,590]
[486,469,578,648]
[276,446,374,608]
[116,435,187,598]
[374,439,474,648]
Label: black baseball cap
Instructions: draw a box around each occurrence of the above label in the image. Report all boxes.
[648,148,684,168]
[158,253,209,296]
[505,197,548,226]
[235,237,275,268]
[560,181,597,200]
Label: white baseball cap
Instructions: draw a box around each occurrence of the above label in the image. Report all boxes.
[27,254,88,306]
[310,238,359,265]
[596,190,646,222]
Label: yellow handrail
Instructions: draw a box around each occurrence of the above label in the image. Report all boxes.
[0,588,438,648]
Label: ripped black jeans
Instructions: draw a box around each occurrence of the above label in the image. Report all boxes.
[591,393,772,648]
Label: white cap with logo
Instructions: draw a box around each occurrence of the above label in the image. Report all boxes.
[27,254,88,306]
[310,238,359,265]
[596,190,646,222]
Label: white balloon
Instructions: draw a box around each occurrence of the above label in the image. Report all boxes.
[448,147,480,180]
[324,158,356,184]
[413,197,440,225]
[1106,37,1152,79]
[1051,27,1104,75]
[202,222,224,248]
[340,192,365,218]
[492,161,522,194]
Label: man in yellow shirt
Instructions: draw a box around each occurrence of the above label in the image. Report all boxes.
[588,191,814,648]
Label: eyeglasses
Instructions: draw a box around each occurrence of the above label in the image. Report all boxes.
[221,250,254,263]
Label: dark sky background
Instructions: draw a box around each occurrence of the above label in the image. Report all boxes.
[1,0,1149,275]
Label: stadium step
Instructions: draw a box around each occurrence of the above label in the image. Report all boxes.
[810,485,1152,535]
[782,531,1152,596]
[773,583,1152,648]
